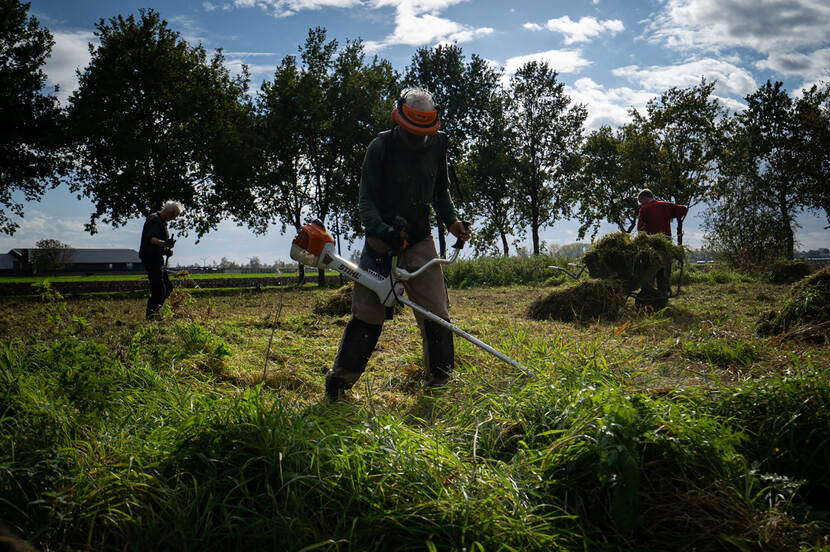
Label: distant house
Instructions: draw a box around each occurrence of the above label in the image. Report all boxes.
[3,248,143,275]
[0,253,17,275]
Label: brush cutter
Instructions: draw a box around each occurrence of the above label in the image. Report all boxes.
[290,220,528,374]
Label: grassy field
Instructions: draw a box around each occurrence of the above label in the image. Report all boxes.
[0,271,340,283]
[1,271,828,550]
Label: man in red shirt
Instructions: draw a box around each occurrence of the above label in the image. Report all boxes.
[636,188,687,296]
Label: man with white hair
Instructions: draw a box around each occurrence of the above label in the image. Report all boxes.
[325,87,472,402]
[139,201,182,319]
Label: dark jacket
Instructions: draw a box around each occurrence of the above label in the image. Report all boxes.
[358,129,458,239]
[139,212,169,264]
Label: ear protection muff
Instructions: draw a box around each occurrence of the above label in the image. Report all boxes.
[390,91,440,136]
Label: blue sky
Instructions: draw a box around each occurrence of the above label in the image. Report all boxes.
[5,0,829,265]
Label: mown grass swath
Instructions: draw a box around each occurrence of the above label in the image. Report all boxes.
[1,264,829,550]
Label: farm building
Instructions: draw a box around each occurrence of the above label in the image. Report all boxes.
[2,248,143,275]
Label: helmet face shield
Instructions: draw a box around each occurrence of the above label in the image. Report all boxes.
[391,91,440,136]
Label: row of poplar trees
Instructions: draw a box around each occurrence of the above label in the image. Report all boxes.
[3,2,829,277]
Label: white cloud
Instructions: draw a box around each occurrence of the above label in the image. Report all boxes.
[566,77,656,129]
[645,0,830,78]
[755,47,830,78]
[503,49,592,76]
[364,0,493,51]
[44,30,95,102]
[232,0,362,17]
[523,22,543,31]
[536,15,624,44]
[613,58,757,97]
[203,2,219,10]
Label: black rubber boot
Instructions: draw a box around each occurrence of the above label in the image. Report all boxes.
[325,316,382,402]
[423,319,454,387]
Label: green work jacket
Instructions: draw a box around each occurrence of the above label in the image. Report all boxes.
[358,130,458,238]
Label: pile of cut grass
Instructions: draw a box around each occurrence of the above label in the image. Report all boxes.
[583,232,685,293]
[757,266,830,342]
[527,278,626,322]
[313,282,353,316]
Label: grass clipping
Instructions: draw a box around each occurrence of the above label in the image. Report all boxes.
[313,282,354,316]
[757,266,830,342]
[528,278,626,322]
[529,232,684,322]
[582,232,685,293]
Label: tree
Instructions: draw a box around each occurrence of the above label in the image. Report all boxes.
[794,82,830,226]
[0,0,66,235]
[248,256,262,270]
[256,54,310,282]
[509,61,586,255]
[68,10,259,237]
[704,81,814,264]
[633,78,724,244]
[461,88,522,255]
[32,238,71,274]
[573,122,659,239]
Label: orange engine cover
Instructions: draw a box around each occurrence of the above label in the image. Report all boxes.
[293,221,335,258]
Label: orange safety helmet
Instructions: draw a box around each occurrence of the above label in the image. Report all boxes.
[390,88,440,136]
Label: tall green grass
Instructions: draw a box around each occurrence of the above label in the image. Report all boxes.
[1,289,827,550]
[444,255,570,288]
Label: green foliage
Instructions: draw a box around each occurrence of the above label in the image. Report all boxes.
[712,372,830,511]
[682,338,760,367]
[509,61,587,255]
[574,123,659,240]
[527,278,626,322]
[31,238,72,273]
[632,78,724,245]
[1,280,827,551]
[583,232,685,293]
[0,0,66,235]
[676,264,756,285]
[444,254,567,288]
[68,9,257,236]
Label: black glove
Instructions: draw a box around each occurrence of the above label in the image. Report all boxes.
[381,227,404,253]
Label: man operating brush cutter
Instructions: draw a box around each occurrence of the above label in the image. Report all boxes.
[324,88,471,402]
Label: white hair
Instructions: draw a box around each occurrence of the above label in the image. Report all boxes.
[161,200,183,216]
[401,87,436,111]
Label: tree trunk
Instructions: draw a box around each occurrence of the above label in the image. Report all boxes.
[781,199,794,260]
[532,223,540,256]
[500,230,509,256]
[318,267,326,287]
[676,217,684,246]
[297,263,305,285]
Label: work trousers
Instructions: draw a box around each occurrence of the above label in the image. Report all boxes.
[331,236,451,386]
[144,260,172,319]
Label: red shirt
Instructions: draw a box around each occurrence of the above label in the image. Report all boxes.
[637,200,688,237]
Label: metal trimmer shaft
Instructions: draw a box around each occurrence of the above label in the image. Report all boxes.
[397,295,532,376]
